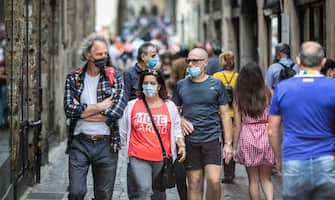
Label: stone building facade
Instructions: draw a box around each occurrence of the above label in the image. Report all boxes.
[176,0,335,72]
[258,0,335,70]
[1,0,95,199]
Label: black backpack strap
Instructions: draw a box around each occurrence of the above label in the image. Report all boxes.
[289,63,295,68]
[278,62,295,69]
[278,62,287,68]
[222,72,235,86]
[143,98,167,158]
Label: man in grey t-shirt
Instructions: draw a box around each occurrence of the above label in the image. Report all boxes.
[172,48,233,200]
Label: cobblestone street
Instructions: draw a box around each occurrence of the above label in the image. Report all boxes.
[20,141,282,200]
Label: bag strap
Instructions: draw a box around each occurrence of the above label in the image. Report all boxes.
[222,72,235,86]
[74,66,115,89]
[143,98,167,158]
[289,63,295,69]
[105,66,115,86]
[278,62,295,69]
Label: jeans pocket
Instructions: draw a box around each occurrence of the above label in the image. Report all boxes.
[282,161,307,198]
[282,173,305,195]
[317,156,335,185]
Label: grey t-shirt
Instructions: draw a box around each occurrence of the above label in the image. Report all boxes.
[172,76,229,143]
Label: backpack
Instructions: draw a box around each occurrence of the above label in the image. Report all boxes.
[74,66,115,88]
[278,62,296,81]
[222,72,236,107]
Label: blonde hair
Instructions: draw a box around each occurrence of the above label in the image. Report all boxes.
[219,51,235,70]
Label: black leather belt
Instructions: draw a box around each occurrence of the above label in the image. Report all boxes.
[77,133,110,141]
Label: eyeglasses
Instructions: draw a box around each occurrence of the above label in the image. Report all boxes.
[186,59,205,64]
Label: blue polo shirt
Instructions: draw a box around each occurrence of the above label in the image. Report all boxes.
[172,76,229,143]
[269,71,335,161]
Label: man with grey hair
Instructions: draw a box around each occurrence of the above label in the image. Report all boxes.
[265,43,299,89]
[64,32,126,199]
[269,41,335,199]
[123,42,158,101]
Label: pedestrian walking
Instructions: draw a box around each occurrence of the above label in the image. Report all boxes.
[172,48,233,200]
[265,43,299,89]
[269,41,335,199]
[233,62,275,200]
[63,33,126,200]
[123,42,188,199]
[123,42,158,199]
[124,42,158,101]
[205,42,221,75]
[213,50,238,184]
[120,69,186,200]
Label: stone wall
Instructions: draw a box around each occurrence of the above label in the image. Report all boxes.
[3,0,95,198]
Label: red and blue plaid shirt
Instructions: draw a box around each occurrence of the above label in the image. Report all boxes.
[63,65,126,138]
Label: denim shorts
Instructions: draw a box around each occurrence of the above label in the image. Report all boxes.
[282,155,335,200]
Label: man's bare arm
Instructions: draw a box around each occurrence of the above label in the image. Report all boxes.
[220,104,234,164]
[268,115,282,174]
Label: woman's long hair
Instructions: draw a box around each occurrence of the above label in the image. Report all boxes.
[234,62,271,118]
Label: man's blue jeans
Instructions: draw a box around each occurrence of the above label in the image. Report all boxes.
[282,155,335,200]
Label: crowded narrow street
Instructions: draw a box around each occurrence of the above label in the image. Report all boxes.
[1,0,335,200]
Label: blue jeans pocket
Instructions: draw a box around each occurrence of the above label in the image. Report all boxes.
[316,156,335,190]
[282,160,307,199]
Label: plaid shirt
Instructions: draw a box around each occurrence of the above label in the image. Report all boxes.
[63,65,126,143]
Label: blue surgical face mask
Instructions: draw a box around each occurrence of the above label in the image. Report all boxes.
[142,84,157,97]
[188,67,202,77]
[147,58,157,69]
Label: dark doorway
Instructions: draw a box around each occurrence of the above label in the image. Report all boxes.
[232,18,240,71]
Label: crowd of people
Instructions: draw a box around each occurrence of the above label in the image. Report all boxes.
[63,28,335,200]
[0,4,333,199]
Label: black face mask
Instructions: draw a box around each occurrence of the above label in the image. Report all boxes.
[94,57,107,70]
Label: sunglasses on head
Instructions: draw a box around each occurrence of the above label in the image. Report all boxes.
[143,69,158,75]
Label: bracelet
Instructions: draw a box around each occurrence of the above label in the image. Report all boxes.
[224,140,233,145]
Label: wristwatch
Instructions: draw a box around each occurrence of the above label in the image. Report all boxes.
[224,140,233,145]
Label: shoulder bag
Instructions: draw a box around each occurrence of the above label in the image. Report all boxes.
[143,98,176,192]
